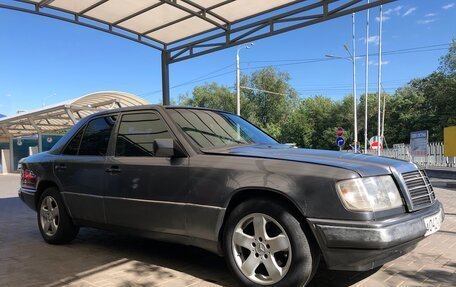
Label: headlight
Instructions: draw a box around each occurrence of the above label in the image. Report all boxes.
[336,176,403,212]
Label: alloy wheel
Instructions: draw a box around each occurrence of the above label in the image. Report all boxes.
[39,196,60,237]
[231,213,292,285]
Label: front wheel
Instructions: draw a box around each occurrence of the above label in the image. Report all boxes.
[224,199,320,287]
[37,187,79,244]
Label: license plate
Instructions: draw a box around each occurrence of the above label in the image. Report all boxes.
[424,210,441,236]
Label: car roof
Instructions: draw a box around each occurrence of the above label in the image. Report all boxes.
[85,105,235,120]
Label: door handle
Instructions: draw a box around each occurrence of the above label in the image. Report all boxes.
[55,164,67,171]
[105,166,121,173]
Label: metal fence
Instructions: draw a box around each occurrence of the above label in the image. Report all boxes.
[378,142,456,167]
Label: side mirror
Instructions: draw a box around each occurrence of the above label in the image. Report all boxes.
[153,139,184,157]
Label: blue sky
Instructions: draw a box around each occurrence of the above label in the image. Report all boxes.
[0,0,455,116]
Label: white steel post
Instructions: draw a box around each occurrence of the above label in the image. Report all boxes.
[352,13,358,153]
[377,5,383,156]
[236,51,240,116]
[236,43,254,116]
[364,0,370,153]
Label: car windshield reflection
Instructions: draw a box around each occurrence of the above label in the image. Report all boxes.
[167,108,277,149]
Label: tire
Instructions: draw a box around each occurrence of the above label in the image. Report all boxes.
[37,187,79,244]
[223,198,320,287]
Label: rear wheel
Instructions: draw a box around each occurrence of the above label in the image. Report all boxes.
[224,199,320,287]
[37,187,79,244]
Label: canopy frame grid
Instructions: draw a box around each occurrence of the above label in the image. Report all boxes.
[0,0,396,106]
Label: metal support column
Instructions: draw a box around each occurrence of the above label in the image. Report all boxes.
[161,51,170,106]
[377,5,383,156]
[9,136,14,172]
[1,126,13,173]
[65,108,78,124]
[29,118,42,153]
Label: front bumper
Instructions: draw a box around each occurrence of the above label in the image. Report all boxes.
[18,188,37,211]
[307,201,444,271]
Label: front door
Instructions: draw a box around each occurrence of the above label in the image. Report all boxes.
[104,111,188,236]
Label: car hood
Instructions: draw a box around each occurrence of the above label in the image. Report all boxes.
[202,144,418,177]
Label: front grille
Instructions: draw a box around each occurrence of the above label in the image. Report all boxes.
[402,170,435,210]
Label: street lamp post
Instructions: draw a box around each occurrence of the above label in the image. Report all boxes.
[236,43,254,116]
[325,24,359,153]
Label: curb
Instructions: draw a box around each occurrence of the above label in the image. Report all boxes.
[425,168,456,180]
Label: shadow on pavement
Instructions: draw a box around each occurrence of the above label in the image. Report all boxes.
[308,264,381,287]
[382,268,455,286]
[0,196,380,287]
[0,196,235,286]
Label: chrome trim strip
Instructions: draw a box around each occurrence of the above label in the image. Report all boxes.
[62,192,103,199]
[20,188,36,195]
[61,192,225,210]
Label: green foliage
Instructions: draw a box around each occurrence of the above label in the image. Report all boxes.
[241,67,299,129]
[439,39,456,75]
[178,43,455,149]
[179,83,236,113]
[385,71,456,143]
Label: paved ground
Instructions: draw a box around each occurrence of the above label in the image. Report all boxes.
[0,174,454,287]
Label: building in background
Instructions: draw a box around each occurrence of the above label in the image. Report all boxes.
[0,91,148,174]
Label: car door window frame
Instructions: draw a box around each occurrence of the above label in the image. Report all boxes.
[61,124,87,156]
[60,113,119,157]
[111,109,188,158]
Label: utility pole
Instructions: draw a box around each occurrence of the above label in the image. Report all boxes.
[236,43,254,116]
[377,5,383,156]
[364,0,370,154]
[326,29,358,154]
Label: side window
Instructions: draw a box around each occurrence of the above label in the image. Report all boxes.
[62,127,85,155]
[115,112,172,157]
[78,116,117,156]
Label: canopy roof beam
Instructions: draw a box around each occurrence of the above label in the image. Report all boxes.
[2,1,165,50]
[160,0,227,31]
[1,126,11,137]
[65,108,78,124]
[168,0,395,63]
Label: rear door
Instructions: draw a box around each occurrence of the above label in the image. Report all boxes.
[55,114,117,223]
[104,110,189,236]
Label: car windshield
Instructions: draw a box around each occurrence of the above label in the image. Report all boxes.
[167,108,278,149]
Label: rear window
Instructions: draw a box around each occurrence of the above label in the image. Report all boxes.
[62,127,84,155]
[73,116,117,156]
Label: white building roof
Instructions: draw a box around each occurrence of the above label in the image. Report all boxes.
[0,91,148,137]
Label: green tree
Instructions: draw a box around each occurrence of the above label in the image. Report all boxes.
[439,39,456,75]
[179,83,236,113]
[386,72,456,143]
[285,96,341,150]
[177,42,456,148]
[384,86,427,144]
[241,67,299,134]
[280,103,313,147]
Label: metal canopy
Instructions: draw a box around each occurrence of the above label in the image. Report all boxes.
[0,91,149,137]
[0,0,395,105]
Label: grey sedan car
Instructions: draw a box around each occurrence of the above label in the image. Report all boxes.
[19,106,443,287]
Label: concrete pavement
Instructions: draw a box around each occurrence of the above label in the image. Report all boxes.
[0,174,454,287]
